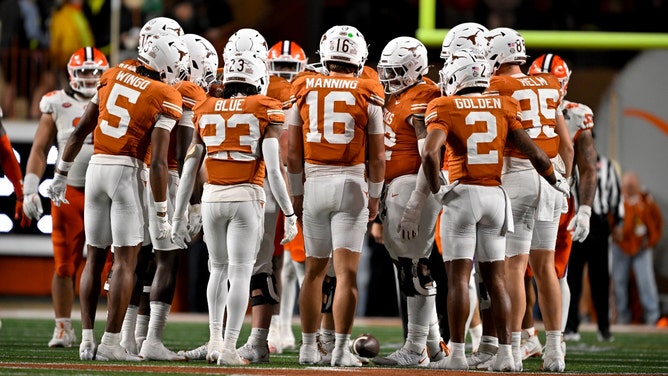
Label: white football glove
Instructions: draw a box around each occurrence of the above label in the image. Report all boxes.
[23,193,43,220]
[281,214,298,245]
[187,203,202,238]
[46,172,69,207]
[551,173,571,198]
[155,214,171,240]
[171,215,190,248]
[434,180,460,204]
[568,205,592,242]
[398,191,426,240]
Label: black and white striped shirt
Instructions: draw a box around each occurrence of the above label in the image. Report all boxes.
[574,155,624,223]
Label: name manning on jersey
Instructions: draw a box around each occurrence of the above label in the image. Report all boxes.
[115,71,151,90]
[305,77,359,89]
[454,97,502,109]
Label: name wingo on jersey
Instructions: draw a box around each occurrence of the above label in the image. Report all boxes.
[93,66,183,162]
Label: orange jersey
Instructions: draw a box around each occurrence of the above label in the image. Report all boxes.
[361,65,379,81]
[425,93,523,186]
[383,81,440,182]
[193,95,285,186]
[487,73,561,158]
[291,73,384,166]
[165,81,207,170]
[268,75,294,110]
[93,66,182,162]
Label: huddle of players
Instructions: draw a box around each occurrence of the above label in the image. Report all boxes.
[40,14,589,372]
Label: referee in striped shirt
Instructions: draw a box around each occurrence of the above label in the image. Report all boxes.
[565,154,623,341]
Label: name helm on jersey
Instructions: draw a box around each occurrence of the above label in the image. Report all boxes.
[439,49,491,97]
[68,46,109,97]
[485,27,528,73]
[180,33,219,88]
[223,50,268,95]
[267,40,307,81]
[440,22,489,59]
[377,36,429,95]
[318,25,368,77]
[528,53,572,100]
[137,34,190,86]
[138,16,184,50]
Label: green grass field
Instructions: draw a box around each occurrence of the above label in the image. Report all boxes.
[0,317,667,375]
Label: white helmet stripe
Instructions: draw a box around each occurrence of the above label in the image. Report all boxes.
[542,53,555,73]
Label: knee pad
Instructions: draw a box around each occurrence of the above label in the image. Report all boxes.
[321,276,337,313]
[249,273,280,306]
[474,263,491,310]
[397,257,437,297]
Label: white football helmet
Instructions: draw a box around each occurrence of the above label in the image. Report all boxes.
[223,50,268,94]
[181,34,219,88]
[223,28,268,62]
[138,34,190,85]
[138,16,183,50]
[377,36,429,95]
[318,25,368,76]
[439,49,491,97]
[485,27,528,72]
[440,22,489,59]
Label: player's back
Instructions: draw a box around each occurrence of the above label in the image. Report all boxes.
[194,94,285,186]
[268,75,293,110]
[93,66,183,164]
[291,73,384,166]
[383,81,440,183]
[488,73,561,158]
[425,93,523,186]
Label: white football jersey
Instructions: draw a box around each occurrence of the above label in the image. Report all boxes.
[39,90,93,187]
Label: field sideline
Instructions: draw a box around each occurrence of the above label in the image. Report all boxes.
[1,301,667,375]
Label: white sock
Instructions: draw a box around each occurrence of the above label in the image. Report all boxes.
[223,327,240,350]
[559,276,570,332]
[250,327,269,343]
[121,305,138,345]
[546,330,562,350]
[101,331,121,346]
[55,317,72,329]
[334,333,350,351]
[470,323,483,351]
[511,332,522,352]
[82,329,95,343]
[450,342,465,357]
[302,332,316,346]
[209,321,223,345]
[135,314,149,343]
[146,301,170,342]
[481,335,499,347]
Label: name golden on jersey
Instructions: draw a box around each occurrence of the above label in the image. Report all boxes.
[454,97,502,109]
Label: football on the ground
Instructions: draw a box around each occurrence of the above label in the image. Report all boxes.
[351,333,380,358]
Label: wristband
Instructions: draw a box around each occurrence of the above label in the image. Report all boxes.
[154,200,168,213]
[287,172,304,196]
[57,159,74,173]
[368,181,383,199]
[23,173,41,195]
[578,205,592,216]
[539,164,554,179]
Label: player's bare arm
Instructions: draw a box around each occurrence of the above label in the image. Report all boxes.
[422,128,447,194]
[574,129,598,207]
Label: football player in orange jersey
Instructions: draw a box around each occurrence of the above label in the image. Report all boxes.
[46,34,187,362]
[370,36,446,367]
[115,17,186,358]
[287,25,385,367]
[170,50,297,366]
[0,108,29,228]
[266,39,308,355]
[527,54,604,344]
[422,50,568,371]
[22,47,109,350]
[485,28,573,372]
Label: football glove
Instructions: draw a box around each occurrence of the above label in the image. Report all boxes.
[154,214,171,240]
[281,214,298,244]
[434,180,460,204]
[551,174,571,198]
[187,203,202,238]
[171,215,190,248]
[398,190,426,240]
[46,172,69,207]
[568,205,592,242]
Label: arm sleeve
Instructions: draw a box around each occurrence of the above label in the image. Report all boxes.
[0,133,23,196]
[263,137,294,216]
[173,144,203,219]
[367,104,384,135]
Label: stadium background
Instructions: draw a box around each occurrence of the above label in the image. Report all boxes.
[1,0,667,317]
